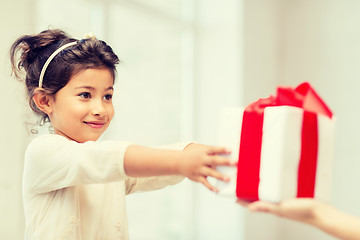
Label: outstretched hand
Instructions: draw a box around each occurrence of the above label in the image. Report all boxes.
[180,143,235,192]
[241,198,321,224]
[238,198,360,240]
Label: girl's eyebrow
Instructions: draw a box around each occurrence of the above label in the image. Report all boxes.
[75,86,114,91]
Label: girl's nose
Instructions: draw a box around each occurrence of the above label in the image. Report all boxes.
[91,100,106,116]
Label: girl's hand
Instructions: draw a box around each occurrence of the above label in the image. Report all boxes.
[179,143,235,192]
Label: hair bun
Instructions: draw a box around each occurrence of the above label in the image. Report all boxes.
[82,32,97,40]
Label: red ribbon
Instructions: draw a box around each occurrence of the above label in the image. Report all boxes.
[297,111,318,198]
[236,82,332,201]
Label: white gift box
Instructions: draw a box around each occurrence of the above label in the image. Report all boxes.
[216,106,335,202]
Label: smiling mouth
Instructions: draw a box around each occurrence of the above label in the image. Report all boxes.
[84,121,105,129]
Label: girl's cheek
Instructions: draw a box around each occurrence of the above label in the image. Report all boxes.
[109,111,114,122]
[108,105,115,118]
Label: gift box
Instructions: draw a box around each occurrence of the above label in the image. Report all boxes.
[216,82,335,202]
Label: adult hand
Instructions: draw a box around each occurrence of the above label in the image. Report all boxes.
[238,198,360,240]
[243,198,320,224]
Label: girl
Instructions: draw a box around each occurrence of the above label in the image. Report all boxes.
[11,29,233,239]
[241,198,360,239]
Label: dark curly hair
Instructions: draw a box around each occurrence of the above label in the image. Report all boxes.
[10,29,120,124]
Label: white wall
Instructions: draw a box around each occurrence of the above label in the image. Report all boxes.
[0,1,35,239]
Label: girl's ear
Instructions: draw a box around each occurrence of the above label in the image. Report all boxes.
[32,90,54,115]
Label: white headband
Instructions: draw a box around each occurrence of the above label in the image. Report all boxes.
[38,41,77,88]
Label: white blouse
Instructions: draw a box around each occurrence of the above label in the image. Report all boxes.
[23,134,186,240]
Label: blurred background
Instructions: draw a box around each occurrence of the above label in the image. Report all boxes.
[1,0,360,239]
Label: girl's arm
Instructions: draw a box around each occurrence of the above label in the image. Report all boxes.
[24,135,132,193]
[124,143,233,192]
[244,198,360,240]
[25,134,233,193]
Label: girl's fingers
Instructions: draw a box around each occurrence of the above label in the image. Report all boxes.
[207,146,232,155]
[206,155,235,167]
[199,177,218,192]
[201,167,230,182]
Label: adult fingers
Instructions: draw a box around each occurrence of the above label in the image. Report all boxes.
[248,201,277,213]
[236,199,251,207]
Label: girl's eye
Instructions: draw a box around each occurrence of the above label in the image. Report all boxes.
[104,94,113,101]
[79,92,91,99]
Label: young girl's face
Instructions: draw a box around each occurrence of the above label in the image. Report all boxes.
[48,68,115,143]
